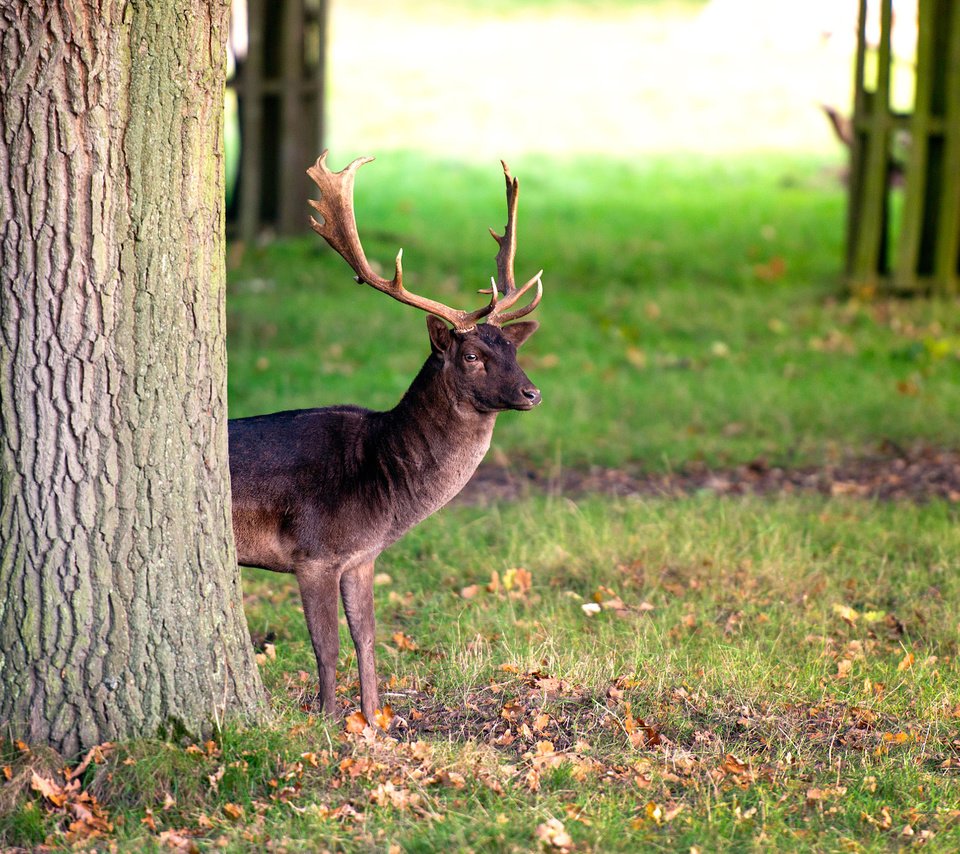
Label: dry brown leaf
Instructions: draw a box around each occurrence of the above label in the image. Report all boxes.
[158,830,200,853]
[66,742,113,781]
[806,786,847,802]
[223,803,244,821]
[524,767,541,791]
[534,740,556,757]
[721,754,751,777]
[535,818,572,850]
[503,567,532,594]
[832,603,859,624]
[392,631,418,651]
[345,710,369,733]
[501,700,524,721]
[31,772,69,807]
[374,704,395,731]
[533,713,551,733]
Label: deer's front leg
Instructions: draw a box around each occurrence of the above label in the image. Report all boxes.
[296,566,341,716]
[340,559,379,723]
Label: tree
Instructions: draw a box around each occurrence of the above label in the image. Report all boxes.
[0,1,265,756]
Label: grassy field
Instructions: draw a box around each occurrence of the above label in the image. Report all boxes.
[5,0,960,848]
[228,151,960,470]
[5,150,959,851]
[6,498,958,850]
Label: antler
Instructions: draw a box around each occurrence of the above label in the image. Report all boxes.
[486,160,543,327]
[307,151,496,331]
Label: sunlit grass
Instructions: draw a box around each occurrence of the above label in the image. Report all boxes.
[21,493,944,851]
[227,151,960,471]
[6,2,956,847]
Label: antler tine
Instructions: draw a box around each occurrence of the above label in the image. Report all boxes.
[307,151,495,331]
[489,160,519,294]
[487,160,543,327]
[489,271,543,325]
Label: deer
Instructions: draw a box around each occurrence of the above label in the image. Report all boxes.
[229,152,543,725]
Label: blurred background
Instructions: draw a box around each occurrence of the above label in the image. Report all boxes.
[223,0,959,476]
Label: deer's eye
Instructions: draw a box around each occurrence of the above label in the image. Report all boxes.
[463,353,478,362]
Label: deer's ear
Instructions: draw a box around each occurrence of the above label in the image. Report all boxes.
[499,320,539,348]
[426,314,453,353]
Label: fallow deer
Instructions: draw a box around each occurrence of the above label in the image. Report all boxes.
[229,152,543,724]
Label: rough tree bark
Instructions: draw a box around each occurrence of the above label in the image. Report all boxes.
[0,0,265,756]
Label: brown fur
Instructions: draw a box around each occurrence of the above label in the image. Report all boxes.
[229,317,539,721]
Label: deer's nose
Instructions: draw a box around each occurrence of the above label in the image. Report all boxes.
[522,387,541,406]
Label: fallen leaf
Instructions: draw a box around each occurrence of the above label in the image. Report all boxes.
[524,767,541,791]
[535,818,572,850]
[31,772,68,808]
[345,710,368,733]
[391,631,418,651]
[503,567,532,594]
[374,704,395,731]
[533,713,551,733]
[832,603,859,624]
[223,803,244,821]
[208,766,225,792]
[807,786,847,802]
[66,742,113,781]
[158,830,199,853]
[897,651,915,671]
[563,803,592,826]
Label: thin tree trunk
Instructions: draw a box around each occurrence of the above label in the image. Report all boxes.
[0,0,265,756]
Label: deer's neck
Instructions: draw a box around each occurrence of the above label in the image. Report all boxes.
[375,355,495,519]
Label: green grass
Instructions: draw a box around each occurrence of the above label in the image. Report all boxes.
[6,496,957,850]
[227,151,960,470]
[6,151,960,850]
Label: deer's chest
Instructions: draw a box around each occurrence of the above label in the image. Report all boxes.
[385,432,491,540]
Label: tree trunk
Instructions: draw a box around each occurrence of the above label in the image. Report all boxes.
[0,0,265,757]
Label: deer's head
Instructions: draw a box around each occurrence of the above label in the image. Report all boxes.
[306,152,543,412]
[425,316,540,413]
